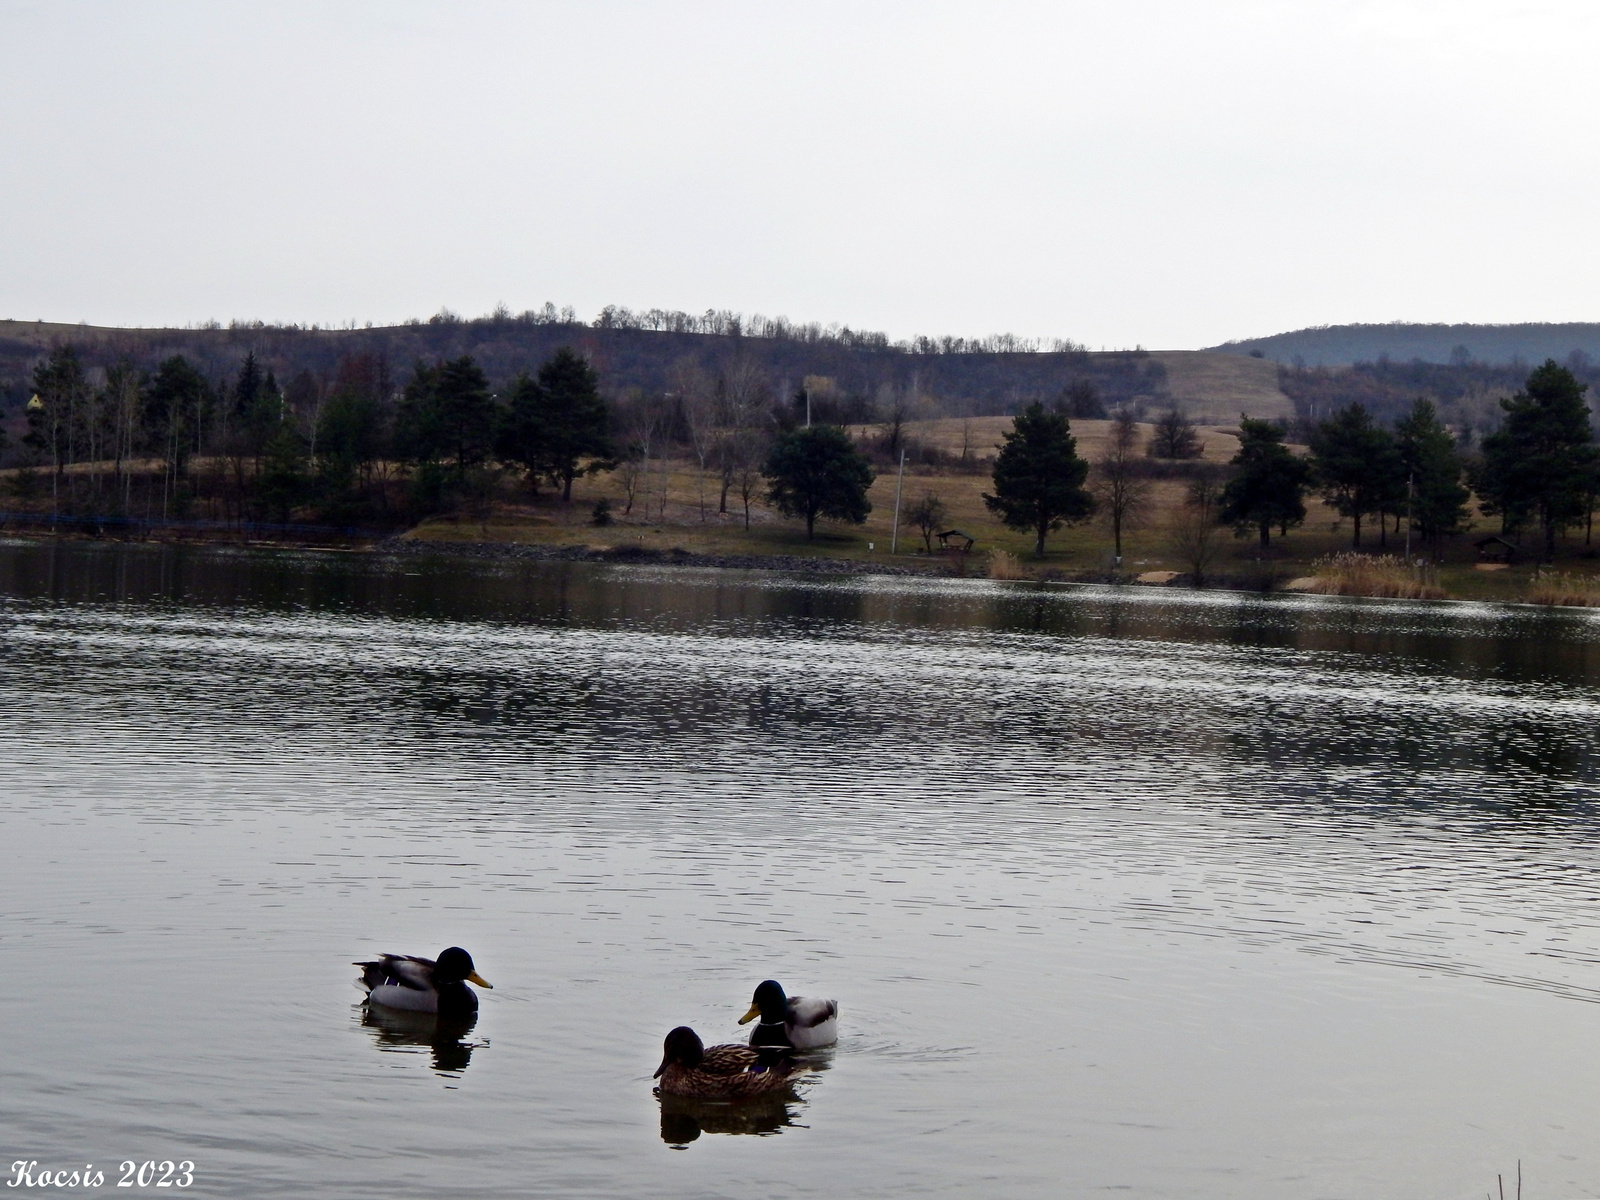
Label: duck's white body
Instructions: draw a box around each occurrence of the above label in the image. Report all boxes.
[354,951,489,1016]
[357,954,448,1012]
[781,996,838,1049]
[746,995,838,1050]
[367,981,441,1012]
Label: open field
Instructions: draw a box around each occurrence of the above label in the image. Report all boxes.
[7,416,1599,603]
[408,419,1248,569]
[1147,351,1293,422]
[399,417,1600,602]
[885,416,1242,464]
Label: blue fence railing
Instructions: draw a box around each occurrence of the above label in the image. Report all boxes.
[0,511,390,540]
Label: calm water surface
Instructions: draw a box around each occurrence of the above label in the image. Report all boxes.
[4,541,1600,1198]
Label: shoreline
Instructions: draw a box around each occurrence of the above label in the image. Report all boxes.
[9,529,1593,609]
[1,524,1297,592]
[373,535,943,577]
[374,539,1345,597]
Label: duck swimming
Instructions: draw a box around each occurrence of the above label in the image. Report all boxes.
[653,1026,798,1099]
[354,947,492,1017]
[739,979,838,1049]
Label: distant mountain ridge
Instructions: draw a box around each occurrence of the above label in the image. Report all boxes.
[1210,323,1600,368]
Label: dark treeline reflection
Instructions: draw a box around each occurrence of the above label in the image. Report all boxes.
[3,540,1600,810]
[3,539,1598,682]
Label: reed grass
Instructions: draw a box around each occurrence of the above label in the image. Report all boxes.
[987,549,1025,580]
[1526,571,1600,607]
[1304,553,1446,600]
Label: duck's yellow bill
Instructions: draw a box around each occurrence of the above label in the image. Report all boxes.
[467,971,493,989]
[738,1003,761,1025]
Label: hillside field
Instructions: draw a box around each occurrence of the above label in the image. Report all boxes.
[403,417,1578,602]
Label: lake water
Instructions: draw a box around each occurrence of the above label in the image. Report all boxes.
[4,540,1600,1199]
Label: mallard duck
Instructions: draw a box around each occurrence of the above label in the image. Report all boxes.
[739,979,838,1049]
[653,1026,798,1099]
[354,947,491,1017]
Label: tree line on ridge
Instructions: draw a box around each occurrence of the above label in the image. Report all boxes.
[13,342,1600,567]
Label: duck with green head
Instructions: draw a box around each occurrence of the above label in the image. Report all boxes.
[739,979,838,1050]
[354,947,492,1018]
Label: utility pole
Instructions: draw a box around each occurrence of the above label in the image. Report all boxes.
[1404,472,1414,559]
[890,448,906,554]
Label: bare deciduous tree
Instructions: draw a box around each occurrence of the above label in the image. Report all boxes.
[716,356,766,513]
[906,490,947,553]
[615,390,666,517]
[879,391,909,460]
[1092,410,1151,563]
[104,360,142,512]
[730,426,770,529]
[1167,477,1224,587]
[1148,408,1202,459]
[670,361,718,520]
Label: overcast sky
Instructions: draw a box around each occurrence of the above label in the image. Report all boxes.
[3,1,1597,349]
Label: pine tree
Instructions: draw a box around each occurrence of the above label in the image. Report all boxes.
[1218,418,1308,550]
[434,357,497,476]
[1308,404,1405,548]
[762,424,875,539]
[496,372,552,495]
[316,361,388,501]
[144,355,210,475]
[535,348,615,501]
[1478,360,1600,558]
[1394,399,1469,549]
[394,356,497,476]
[256,421,307,524]
[982,402,1094,555]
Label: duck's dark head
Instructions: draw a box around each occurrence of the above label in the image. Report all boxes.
[654,1026,704,1077]
[739,979,787,1026]
[434,947,492,990]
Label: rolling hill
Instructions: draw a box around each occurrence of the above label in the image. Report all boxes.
[1210,322,1600,368]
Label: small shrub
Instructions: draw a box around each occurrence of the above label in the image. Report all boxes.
[906,490,946,553]
[406,461,452,517]
[1305,553,1445,600]
[1526,571,1600,607]
[591,497,613,526]
[8,465,42,501]
[988,549,1025,580]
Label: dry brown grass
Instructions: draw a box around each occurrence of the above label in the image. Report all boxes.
[1146,351,1295,423]
[988,549,1025,580]
[883,417,1242,466]
[1526,571,1600,607]
[1304,553,1447,600]
[395,435,1350,578]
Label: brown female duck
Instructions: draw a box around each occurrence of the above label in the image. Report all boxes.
[652,1026,798,1099]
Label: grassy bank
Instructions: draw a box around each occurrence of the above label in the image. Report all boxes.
[11,416,1600,606]
[398,417,1600,604]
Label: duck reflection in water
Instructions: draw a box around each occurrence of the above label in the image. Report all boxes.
[358,1004,486,1076]
[658,1092,805,1146]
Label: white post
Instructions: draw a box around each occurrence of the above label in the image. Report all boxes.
[890,448,906,554]
[1405,472,1414,560]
